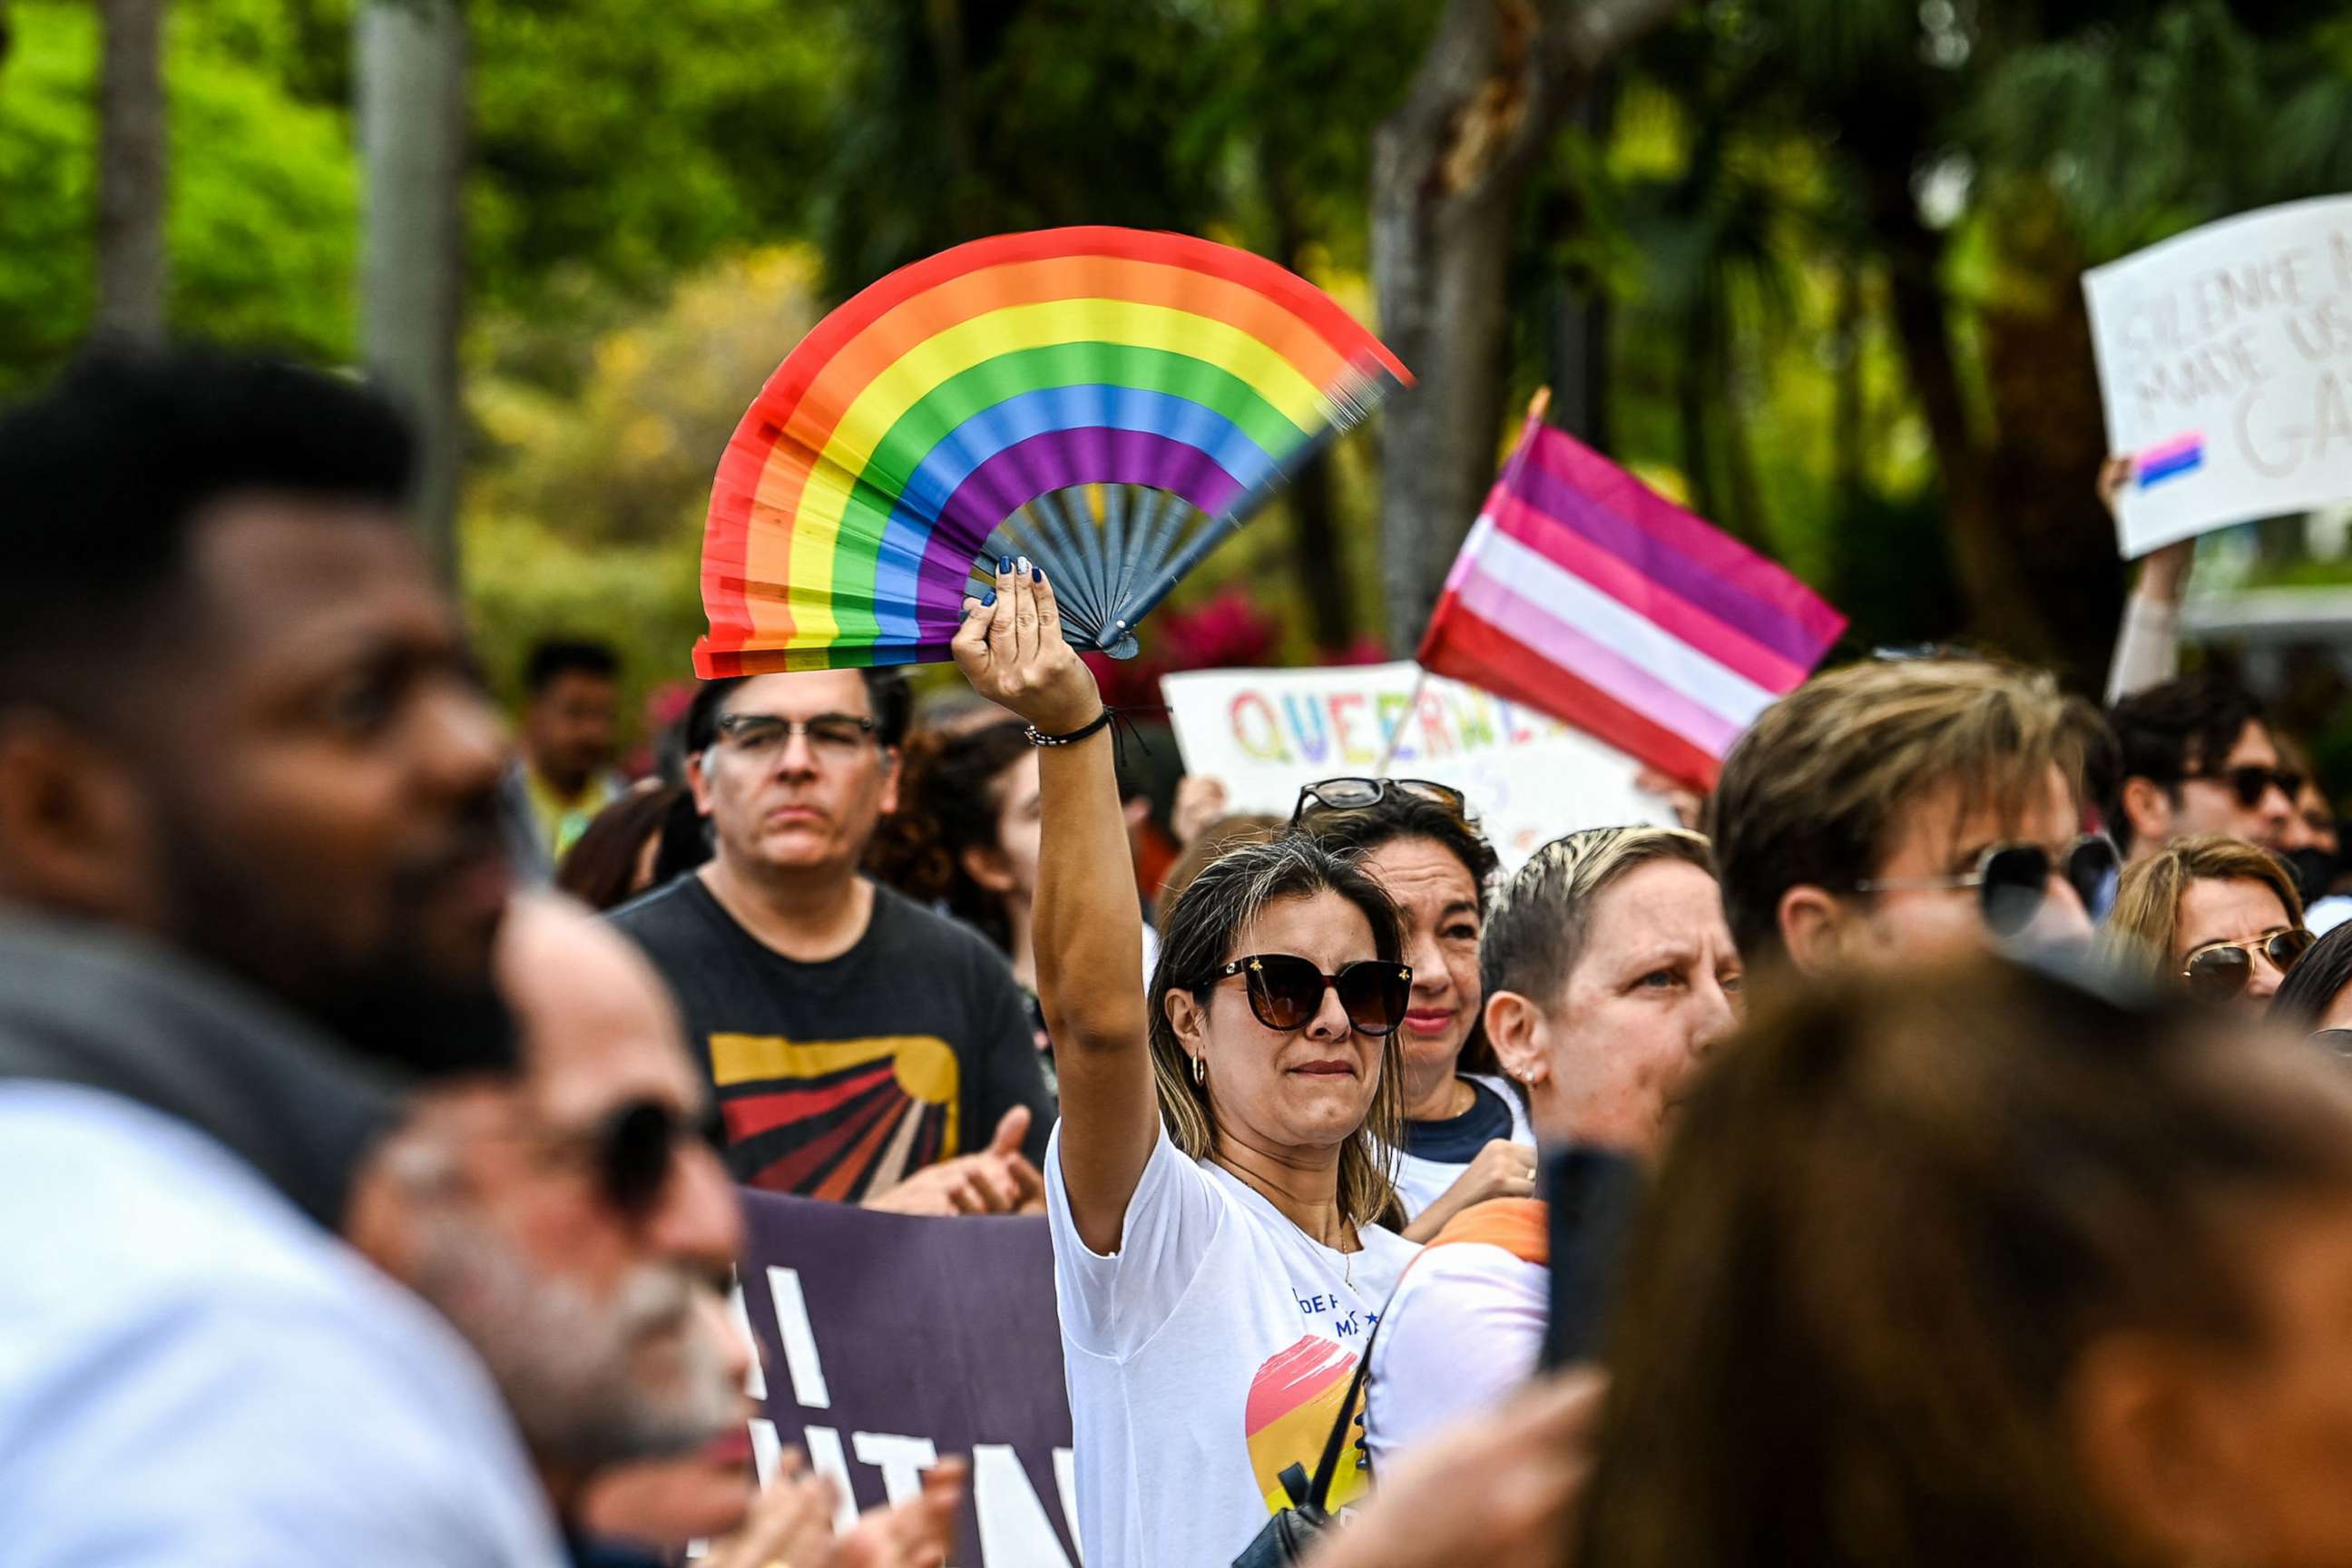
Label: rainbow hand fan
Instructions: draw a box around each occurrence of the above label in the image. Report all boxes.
[693,227,1409,675]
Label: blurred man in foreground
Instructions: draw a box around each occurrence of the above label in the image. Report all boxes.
[1708,656,2107,984]
[355,895,965,1567]
[0,348,557,1563]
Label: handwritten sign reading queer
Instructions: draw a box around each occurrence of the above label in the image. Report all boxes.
[2084,196,2352,555]
[1163,662,1657,869]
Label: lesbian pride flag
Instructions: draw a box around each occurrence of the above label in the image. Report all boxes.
[1416,411,1846,788]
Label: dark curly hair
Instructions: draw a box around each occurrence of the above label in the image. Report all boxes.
[867,720,1034,955]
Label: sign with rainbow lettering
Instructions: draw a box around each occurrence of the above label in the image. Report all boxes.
[1162,661,1661,870]
[2085,196,2352,556]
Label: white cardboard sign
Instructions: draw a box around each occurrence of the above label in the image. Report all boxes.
[2083,195,2352,556]
[1161,661,1657,871]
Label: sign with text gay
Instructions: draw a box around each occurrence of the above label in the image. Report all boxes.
[2085,196,2352,555]
[1162,660,1657,869]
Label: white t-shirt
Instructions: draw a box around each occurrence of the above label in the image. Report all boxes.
[1386,1073,1536,1221]
[1363,1234,1547,1470]
[1045,1122,1420,1568]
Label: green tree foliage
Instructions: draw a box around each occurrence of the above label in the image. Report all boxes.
[0,2,354,395]
[464,247,828,715]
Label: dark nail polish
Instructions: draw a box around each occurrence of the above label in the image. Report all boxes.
[1035,567,1048,584]
[997,555,1013,573]
[982,589,997,606]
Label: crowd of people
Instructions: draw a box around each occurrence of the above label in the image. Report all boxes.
[10,341,2352,1568]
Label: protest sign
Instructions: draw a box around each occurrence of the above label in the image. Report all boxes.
[733,1196,1081,1565]
[1163,661,1657,867]
[2084,195,2352,555]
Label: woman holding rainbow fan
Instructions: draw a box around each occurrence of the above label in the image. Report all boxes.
[953,560,1416,1568]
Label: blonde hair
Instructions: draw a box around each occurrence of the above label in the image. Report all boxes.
[1149,835,1405,1231]
[1483,826,1718,1004]
[2102,833,2305,984]
[1709,659,2098,969]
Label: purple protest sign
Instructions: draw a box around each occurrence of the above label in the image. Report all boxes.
[734,1192,1082,1565]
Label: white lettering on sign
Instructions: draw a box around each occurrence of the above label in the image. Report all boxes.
[853,1431,942,1506]
[766,1265,831,1409]
[803,1425,862,1534]
[974,1444,1077,1567]
[728,1279,766,1399]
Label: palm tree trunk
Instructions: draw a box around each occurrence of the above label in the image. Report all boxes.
[1264,151,1354,652]
[357,0,467,583]
[94,0,169,341]
[1373,0,1688,654]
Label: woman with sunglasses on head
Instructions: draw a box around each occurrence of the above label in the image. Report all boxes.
[2103,834,2312,1007]
[952,563,1419,1568]
[1291,778,1537,1241]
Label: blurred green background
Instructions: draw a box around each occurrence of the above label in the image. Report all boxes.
[7,0,2351,753]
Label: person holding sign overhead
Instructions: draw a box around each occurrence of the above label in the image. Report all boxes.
[953,559,1419,1568]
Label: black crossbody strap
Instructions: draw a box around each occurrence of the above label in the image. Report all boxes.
[1302,1312,1385,1512]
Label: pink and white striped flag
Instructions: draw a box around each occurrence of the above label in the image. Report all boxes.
[1416,409,1847,788]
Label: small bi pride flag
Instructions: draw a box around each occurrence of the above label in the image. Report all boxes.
[2136,433,2206,488]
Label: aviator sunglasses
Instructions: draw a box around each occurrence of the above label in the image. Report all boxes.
[2180,928,2316,1001]
[1854,834,2120,936]
[1207,954,1414,1036]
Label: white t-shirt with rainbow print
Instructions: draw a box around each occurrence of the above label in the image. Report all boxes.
[1044,1122,1418,1568]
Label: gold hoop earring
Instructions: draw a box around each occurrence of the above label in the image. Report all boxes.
[1192,1054,1205,1085]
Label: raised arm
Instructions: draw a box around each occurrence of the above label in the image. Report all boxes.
[2099,455,2190,705]
[951,561,1157,1252]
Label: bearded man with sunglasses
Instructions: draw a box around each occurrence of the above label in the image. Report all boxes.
[1710,657,2108,982]
[610,667,1054,1214]
[2104,675,2310,865]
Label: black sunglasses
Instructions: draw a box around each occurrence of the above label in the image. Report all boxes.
[1207,954,1413,1036]
[587,1099,692,1219]
[2180,928,2315,1001]
[1855,834,2119,936]
[1289,777,1467,828]
[2311,1029,2352,1062]
[2182,763,2304,809]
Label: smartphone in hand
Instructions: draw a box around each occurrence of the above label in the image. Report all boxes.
[1540,1146,1644,1369]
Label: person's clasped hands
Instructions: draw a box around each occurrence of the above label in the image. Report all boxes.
[864,1105,1044,1216]
[701,1450,965,1568]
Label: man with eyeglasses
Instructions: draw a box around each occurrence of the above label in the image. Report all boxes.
[610,670,1054,1213]
[2102,674,2313,865]
[1709,657,2111,982]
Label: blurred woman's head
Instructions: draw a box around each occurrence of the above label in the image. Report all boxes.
[1293,779,1503,1108]
[556,781,689,912]
[1582,957,2352,1568]
[867,720,1038,957]
[2104,834,2309,1008]
[1478,826,1738,1155]
[1152,835,1406,1230]
[2270,920,2352,1039]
